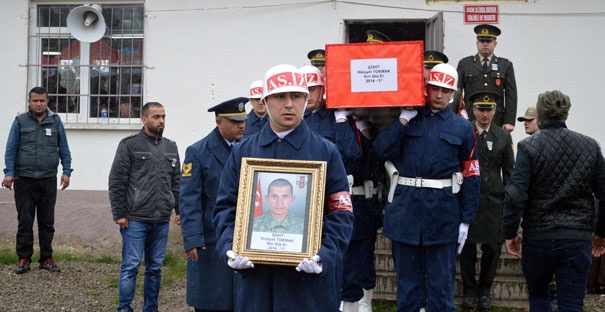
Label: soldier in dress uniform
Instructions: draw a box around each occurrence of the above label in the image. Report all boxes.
[373,63,480,311]
[459,90,515,309]
[212,64,353,311]
[457,24,518,132]
[179,97,247,312]
[244,80,267,137]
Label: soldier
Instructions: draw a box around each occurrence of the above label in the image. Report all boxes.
[244,80,267,137]
[307,49,326,77]
[300,65,361,172]
[517,106,540,135]
[365,30,391,43]
[457,24,517,132]
[179,97,247,312]
[373,63,480,311]
[212,64,353,311]
[459,90,515,309]
[423,50,448,80]
[252,178,305,235]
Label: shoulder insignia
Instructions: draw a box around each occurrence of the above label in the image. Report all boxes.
[181,162,192,177]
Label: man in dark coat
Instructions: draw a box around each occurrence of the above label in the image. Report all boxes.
[504,90,605,311]
[179,97,247,311]
[459,90,515,309]
[457,24,517,132]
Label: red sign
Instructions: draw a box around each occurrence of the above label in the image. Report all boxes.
[464,5,499,24]
[325,41,424,108]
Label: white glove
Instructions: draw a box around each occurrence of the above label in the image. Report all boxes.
[334,110,352,122]
[399,109,418,122]
[226,250,254,270]
[296,255,322,274]
[457,223,470,255]
[355,119,369,132]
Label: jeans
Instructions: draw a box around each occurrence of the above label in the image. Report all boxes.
[118,220,169,312]
[522,238,592,312]
[14,177,57,262]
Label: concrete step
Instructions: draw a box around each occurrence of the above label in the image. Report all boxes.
[374,270,528,301]
[373,231,529,309]
[375,244,522,276]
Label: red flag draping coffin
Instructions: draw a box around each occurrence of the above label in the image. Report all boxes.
[325,41,425,108]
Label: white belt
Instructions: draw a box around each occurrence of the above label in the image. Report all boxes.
[397,176,452,189]
[351,186,378,196]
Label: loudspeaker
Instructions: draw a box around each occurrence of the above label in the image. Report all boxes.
[66,4,106,43]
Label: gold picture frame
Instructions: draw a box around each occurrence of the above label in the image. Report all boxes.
[232,157,327,266]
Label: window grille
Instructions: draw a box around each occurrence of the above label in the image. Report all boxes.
[28,3,145,125]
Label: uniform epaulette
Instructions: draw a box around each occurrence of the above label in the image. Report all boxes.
[496,56,511,64]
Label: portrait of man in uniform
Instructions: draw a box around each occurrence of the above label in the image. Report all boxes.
[253,177,306,235]
[248,173,310,253]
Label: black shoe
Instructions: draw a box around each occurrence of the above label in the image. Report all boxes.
[39,258,61,272]
[478,295,492,309]
[462,295,477,308]
[15,258,31,274]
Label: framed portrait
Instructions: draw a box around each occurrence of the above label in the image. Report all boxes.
[232,157,327,266]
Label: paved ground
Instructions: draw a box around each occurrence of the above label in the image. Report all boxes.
[0,189,123,252]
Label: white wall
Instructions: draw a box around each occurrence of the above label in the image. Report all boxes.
[2,0,605,190]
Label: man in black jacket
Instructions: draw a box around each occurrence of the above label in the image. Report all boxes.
[109,102,180,312]
[503,90,605,311]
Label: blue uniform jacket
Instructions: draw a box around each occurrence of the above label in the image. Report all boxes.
[373,106,480,245]
[179,128,234,310]
[213,122,353,311]
[244,110,267,137]
[304,108,362,174]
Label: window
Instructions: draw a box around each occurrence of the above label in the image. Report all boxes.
[28,3,144,125]
[345,14,443,47]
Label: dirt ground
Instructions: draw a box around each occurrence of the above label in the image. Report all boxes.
[0,189,190,311]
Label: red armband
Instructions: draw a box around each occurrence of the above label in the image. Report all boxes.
[461,159,480,178]
[326,191,353,214]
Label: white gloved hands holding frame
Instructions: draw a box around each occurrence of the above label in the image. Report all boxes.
[226,250,254,270]
[296,255,322,274]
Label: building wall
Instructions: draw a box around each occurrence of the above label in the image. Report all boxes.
[2,0,605,190]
